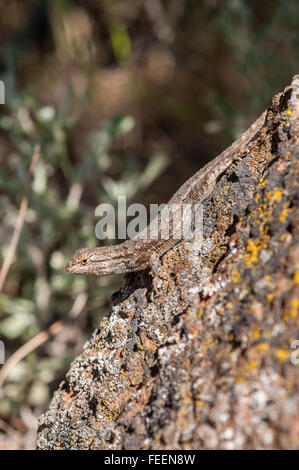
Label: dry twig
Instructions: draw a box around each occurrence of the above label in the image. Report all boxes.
[0,292,88,391]
[0,144,41,293]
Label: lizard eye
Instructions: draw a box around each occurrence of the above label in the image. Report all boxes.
[81,259,87,264]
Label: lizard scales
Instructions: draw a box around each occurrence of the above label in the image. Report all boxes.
[65,110,267,276]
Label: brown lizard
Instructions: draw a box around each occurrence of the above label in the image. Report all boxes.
[65,109,267,276]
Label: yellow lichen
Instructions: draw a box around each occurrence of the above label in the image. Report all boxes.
[283,299,299,322]
[267,293,274,302]
[266,190,283,203]
[279,207,289,222]
[275,349,290,362]
[244,360,258,370]
[233,270,242,284]
[258,178,268,189]
[244,237,270,267]
[257,343,269,351]
[253,328,260,339]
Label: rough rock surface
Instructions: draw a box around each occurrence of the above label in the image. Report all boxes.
[37,77,299,450]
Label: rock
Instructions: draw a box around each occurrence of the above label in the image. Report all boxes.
[36,76,299,450]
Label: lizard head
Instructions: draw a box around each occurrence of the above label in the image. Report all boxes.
[65,243,149,276]
[65,247,95,275]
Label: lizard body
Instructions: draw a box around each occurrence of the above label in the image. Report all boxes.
[65,109,267,276]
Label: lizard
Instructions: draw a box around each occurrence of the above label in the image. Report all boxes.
[65,108,268,276]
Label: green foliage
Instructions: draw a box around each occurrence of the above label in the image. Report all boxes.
[0,87,167,413]
[110,24,132,63]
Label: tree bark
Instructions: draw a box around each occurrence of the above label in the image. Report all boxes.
[37,77,299,450]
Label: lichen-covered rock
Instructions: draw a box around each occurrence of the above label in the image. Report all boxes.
[37,77,299,450]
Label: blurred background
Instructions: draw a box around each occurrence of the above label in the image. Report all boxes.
[0,0,298,449]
